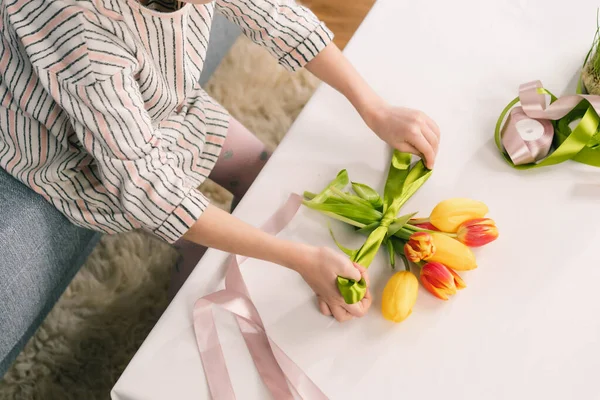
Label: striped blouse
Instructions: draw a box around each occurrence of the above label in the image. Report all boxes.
[0,0,333,243]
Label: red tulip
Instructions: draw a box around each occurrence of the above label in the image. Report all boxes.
[420,262,466,300]
[404,232,435,263]
[411,221,440,231]
[456,218,498,247]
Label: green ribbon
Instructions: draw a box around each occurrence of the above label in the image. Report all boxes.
[495,88,600,169]
[303,151,432,304]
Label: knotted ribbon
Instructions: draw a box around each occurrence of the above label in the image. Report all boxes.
[193,194,328,400]
[495,80,600,168]
[302,151,432,304]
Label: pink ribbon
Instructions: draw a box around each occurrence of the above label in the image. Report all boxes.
[501,106,554,165]
[193,194,329,400]
[519,80,600,119]
[501,80,600,165]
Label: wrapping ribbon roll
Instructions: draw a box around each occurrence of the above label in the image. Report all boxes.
[495,80,600,169]
[501,106,554,165]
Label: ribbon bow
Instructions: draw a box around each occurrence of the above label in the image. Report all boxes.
[302,151,432,304]
[495,80,600,168]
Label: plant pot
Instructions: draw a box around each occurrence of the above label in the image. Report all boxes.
[581,59,600,95]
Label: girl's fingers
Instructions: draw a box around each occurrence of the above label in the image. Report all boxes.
[408,133,436,169]
[338,259,362,282]
[395,142,421,157]
[426,116,441,139]
[353,263,371,287]
[318,298,332,316]
[423,124,439,154]
[343,301,367,318]
[342,289,372,318]
[331,305,353,322]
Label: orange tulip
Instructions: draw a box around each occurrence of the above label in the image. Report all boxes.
[420,262,466,300]
[429,198,488,233]
[404,232,436,263]
[381,271,419,323]
[456,218,499,247]
[428,232,477,271]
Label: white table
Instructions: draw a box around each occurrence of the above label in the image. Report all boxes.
[112,1,600,398]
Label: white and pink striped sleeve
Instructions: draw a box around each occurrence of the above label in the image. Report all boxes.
[215,0,334,71]
[45,69,209,243]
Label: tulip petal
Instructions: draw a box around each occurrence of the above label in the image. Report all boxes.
[381,271,419,323]
[429,198,489,233]
[421,277,450,300]
[448,268,467,290]
[428,233,477,271]
[420,262,459,300]
[404,232,436,263]
[457,218,499,247]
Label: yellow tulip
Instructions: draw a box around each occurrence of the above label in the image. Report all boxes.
[427,232,477,271]
[381,271,419,323]
[429,198,488,233]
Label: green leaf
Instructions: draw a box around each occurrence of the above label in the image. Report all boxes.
[321,212,367,228]
[303,191,348,205]
[403,160,430,189]
[389,236,404,253]
[356,221,380,235]
[302,202,382,225]
[308,169,349,204]
[392,151,412,170]
[328,225,358,258]
[385,238,395,269]
[389,161,433,213]
[336,276,367,304]
[351,225,388,268]
[386,212,418,238]
[351,182,383,209]
[388,237,410,272]
[329,187,376,209]
[382,151,412,214]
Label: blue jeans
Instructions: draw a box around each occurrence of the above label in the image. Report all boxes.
[0,14,241,378]
[0,167,102,376]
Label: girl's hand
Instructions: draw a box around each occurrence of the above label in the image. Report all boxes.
[366,104,441,170]
[184,206,371,322]
[304,43,441,169]
[296,247,372,322]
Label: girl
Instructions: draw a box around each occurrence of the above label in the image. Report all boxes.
[0,0,440,322]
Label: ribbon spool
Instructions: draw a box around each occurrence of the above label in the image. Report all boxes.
[501,106,554,165]
[495,80,600,169]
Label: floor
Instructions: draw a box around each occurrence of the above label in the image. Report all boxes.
[302,0,376,50]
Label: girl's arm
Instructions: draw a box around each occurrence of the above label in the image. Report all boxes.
[305,43,441,169]
[183,204,372,321]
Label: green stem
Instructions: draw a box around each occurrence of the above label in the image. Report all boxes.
[392,227,414,241]
[405,224,457,238]
[321,211,367,229]
[303,191,317,200]
[329,187,381,214]
[410,218,430,224]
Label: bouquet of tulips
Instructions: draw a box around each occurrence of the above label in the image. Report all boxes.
[303,151,498,323]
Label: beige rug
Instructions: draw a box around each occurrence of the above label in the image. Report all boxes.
[0,37,320,400]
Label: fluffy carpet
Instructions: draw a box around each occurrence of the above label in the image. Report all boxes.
[0,37,320,400]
